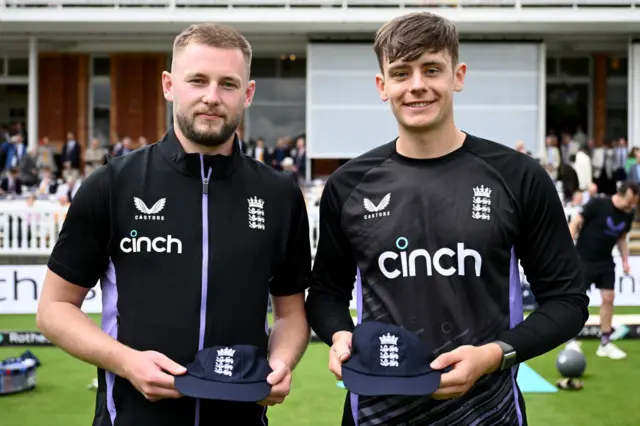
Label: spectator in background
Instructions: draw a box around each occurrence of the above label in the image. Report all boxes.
[561,155,580,203]
[628,149,640,183]
[573,125,588,146]
[626,147,637,175]
[2,133,26,170]
[37,166,58,196]
[56,175,81,203]
[613,138,628,184]
[114,136,133,156]
[573,146,592,192]
[250,137,266,163]
[138,136,148,149]
[37,136,58,176]
[292,137,306,181]
[540,135,561,180]
[18,147,39,187]
[271,137,288,170]
[61,132,81,180]
[84,138,108,176]
[560,132,580,164]
[0,167,23,196]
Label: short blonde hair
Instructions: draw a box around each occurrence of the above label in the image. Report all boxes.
[172,23,253,77]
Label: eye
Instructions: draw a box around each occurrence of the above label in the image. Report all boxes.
[425,68,440,75]
[190,79,205,85]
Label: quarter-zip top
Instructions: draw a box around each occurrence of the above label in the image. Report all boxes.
[195,155,212,426]
[46,128,312,426]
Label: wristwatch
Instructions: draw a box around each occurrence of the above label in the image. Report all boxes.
[493,341,517,371]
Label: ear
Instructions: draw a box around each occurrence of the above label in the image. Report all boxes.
[375,73,388,102]
[245,80,256,109]
[453,62,467,93]
[161,71,174,102]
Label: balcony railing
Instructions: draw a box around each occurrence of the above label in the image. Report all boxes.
[0,201,66,256]
[1,0,638,11]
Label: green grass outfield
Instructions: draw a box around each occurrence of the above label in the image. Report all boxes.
[1,308,639,426]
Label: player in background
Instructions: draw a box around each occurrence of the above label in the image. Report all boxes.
[569,181,639,360]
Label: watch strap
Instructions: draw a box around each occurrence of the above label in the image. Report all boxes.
[493,341,517,371]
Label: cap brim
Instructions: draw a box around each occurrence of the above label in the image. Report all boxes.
[341,367,442,397]
[175,374,272,402]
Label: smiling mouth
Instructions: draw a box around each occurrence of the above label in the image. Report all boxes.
[404,101,435,108]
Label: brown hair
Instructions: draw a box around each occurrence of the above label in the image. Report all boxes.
[373,12,459,73]
[172,23,253,77]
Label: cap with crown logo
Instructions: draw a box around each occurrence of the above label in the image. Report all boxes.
[174,344,272,402]
[341,321,444,397]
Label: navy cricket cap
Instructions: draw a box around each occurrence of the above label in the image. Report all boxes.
[175,345,273,402]
[341,321,443,397]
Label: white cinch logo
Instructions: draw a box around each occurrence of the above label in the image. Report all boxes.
[214,347,235,377]
[472,185,491,221]
[119,230,183,254]
[363,193,391,220]
[248,197,265,230]
[379,333,399,368]
[134,197,166,221]
[378,237,482,279]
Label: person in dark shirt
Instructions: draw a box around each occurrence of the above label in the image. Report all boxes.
[569,181,638,360]
[36,23,311,426]
[305,12,589,426]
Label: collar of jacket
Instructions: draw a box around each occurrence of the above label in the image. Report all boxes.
[158,127,244,179]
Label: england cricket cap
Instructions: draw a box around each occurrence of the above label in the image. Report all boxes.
[341,321,444,397]
[175,344,272,402]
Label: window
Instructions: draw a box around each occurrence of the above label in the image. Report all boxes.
[249,78,305,144]
[93,57,111,77]
[558,57,591,77]
[546,58,557,76]
[608,56,628,78]
[280,55,306,78]
[251,58,277,78]
[7,58,29,76]
[91,79,111,146]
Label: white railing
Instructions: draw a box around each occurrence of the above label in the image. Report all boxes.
[0,201,67,256]
[1,0,638,10]
[0,198,584,257]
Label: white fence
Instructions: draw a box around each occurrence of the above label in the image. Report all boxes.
[0,198,582,257]
[1,0,639,10]
[0,200,67,256]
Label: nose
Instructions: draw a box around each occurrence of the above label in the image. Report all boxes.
[201,82,222,105]
[409,72,427,93]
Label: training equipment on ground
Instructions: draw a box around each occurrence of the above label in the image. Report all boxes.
[556,377,584,391]
[556,349,587,379]
[0,351,40,396]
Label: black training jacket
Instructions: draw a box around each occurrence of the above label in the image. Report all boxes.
[47,129,311,426]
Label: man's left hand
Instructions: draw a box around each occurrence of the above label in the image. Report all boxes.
[623,260,631,274]
[257,359,292,407]
[429,344,503,400]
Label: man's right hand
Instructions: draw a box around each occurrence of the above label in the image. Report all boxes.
[120,350,187,402]
[329,331,353,380]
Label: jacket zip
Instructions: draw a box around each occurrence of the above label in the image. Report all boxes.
[195,155,212,426]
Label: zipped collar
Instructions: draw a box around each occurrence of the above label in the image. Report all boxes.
[158,127,244,179]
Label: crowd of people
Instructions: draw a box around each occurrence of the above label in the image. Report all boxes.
[514,129,636,212]
[0,121,309,203]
